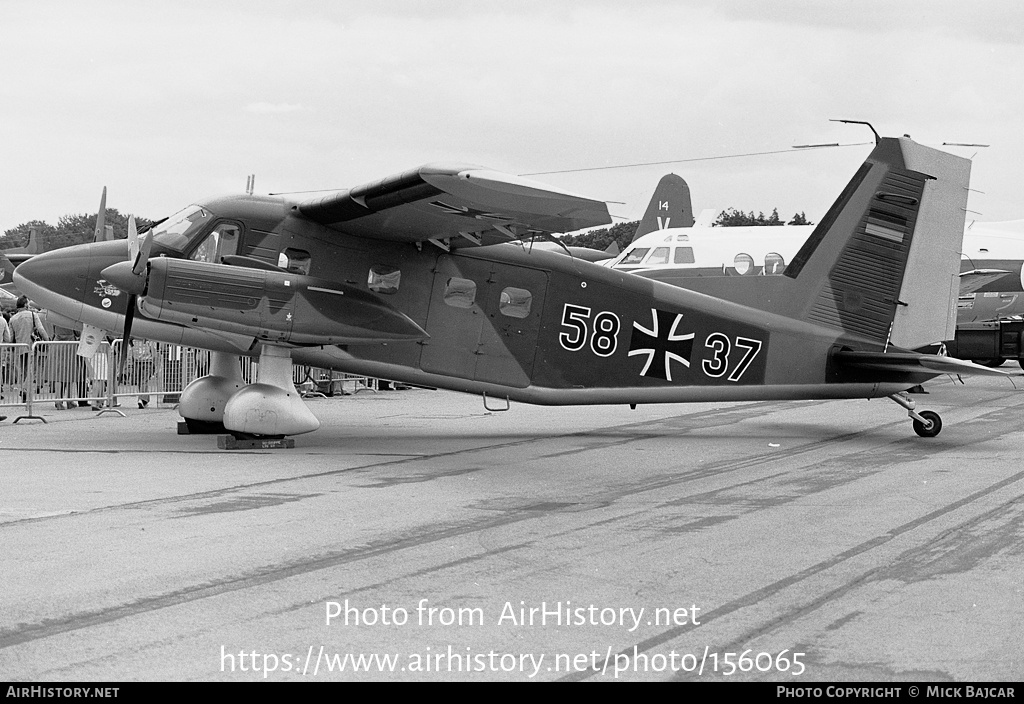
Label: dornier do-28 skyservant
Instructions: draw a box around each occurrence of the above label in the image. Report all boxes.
[14,134,1019,441]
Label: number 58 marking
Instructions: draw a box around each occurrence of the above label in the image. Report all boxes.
[558,304,620,358]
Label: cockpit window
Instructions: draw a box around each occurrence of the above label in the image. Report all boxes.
[645,247,670,265]
[150,205,214,252]
[619,247,650,266]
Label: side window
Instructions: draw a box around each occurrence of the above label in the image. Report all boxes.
[443,278,476,308]
[368,265,401,294]
[764,252,786,275]
[280,248,311,275]
[733,253,755,275]
[645,247,670,265]
[674,247,695,264]
[499,287,532,318]
[190,222,240,264]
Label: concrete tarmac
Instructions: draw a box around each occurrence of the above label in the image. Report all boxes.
[0,376,1022,682]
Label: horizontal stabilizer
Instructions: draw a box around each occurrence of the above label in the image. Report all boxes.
[834,350,1024,377]
[959,269,1014,295]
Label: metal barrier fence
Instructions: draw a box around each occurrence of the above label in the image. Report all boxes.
[0,340,378,420]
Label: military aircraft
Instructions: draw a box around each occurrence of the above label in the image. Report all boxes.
[14,134,1016,440]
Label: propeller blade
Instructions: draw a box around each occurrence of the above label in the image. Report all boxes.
[132,232,152,276]
[118,294,137,381]
[128,215,139,263]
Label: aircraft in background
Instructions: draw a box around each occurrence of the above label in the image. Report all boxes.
[608,215,1024,288]
[525,172,695,262]
[1,227,41,265]
[15,134,1015,441]
[606,179,1024,326]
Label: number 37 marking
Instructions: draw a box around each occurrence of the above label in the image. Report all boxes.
[702,332,763,382]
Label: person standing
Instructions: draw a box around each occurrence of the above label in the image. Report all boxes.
[9,296,49,401]
[10,296,48,344]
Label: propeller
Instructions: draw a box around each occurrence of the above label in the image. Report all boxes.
[100,215,153,380]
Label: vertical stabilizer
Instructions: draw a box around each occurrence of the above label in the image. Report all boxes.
[632,174,694,243]
[93,187,107,243]
[782,137,970,348]
[24,227,40,255]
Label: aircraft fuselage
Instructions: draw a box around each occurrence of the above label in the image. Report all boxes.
[14,193,931,407]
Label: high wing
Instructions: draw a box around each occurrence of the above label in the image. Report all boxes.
[833,350,1022,377]
[297,163,611,248]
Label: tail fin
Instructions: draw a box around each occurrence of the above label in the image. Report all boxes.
[782,136,970,349]
[92,186,108,242]
[24,226,40,255]
[632,173,694,243]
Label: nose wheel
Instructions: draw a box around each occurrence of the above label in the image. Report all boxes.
[911,410,942,438]
[889,393,942,437]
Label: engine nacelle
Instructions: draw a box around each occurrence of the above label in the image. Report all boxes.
[137,258,427,345]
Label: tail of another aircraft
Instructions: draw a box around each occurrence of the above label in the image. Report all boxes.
[93,187,110,242]
[775,137,970,350]
[632,173,694,243]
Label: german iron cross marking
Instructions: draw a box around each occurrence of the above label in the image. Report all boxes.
[628,309,694,381]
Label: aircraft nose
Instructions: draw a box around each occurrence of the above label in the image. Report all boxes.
[14,242,129,323]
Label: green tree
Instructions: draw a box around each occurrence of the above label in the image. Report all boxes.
[3,209,153,252]
[713,208,812,227]
[558,220,639,253]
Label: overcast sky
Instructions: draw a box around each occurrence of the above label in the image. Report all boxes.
[3,0,1023,235]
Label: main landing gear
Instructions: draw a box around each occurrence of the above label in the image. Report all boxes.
[178,345,320,441]
[888,392,942,438]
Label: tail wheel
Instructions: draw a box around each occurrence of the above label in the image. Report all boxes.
[913,410,942,438]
